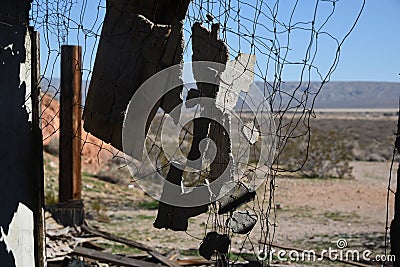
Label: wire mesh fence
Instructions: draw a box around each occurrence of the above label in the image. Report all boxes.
[29,0,366,264]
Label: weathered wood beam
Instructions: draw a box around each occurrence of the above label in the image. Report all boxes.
[59,45,82,202]
[83,0,189,151]
[81,225,180,267]
[73,246,160,267]
[390,109,400,266]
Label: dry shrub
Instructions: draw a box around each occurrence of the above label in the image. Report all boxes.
[281,129,354,179]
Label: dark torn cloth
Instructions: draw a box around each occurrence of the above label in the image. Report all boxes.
[83,0,189,151]
[198,232,231,260]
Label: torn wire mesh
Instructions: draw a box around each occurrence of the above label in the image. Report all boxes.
[30,0,365,264]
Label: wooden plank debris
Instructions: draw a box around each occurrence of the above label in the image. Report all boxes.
[175,258,213,266]
[45,212,94,260]
[81,225,153,251]
[81,225,180,267]
[73,246,160,267]
[148,251,181,267]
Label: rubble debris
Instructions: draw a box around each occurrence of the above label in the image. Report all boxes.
[218,182,256,214]
[73,246,160,267]
[81,225,180,267]
[198,232,231,260]
[84,0,189,151]
[46,212,192,266]
[81,224,153,252]
[226,210,258,234]
[45,212,93,261]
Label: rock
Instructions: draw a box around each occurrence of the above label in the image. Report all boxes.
[227,210,257,234]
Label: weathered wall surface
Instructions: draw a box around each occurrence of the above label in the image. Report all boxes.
[0,1,38,266]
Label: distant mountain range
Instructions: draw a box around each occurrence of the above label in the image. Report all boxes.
[40,78,399,109]
[257,81,399,109]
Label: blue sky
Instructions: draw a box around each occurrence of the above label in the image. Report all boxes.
[32,0,399,83]
[331,1,399,82]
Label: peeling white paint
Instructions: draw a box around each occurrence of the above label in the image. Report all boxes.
[217,54,256,112]
[242,121,260,145]
[20,30,32,122]
[3,43,14,55]
[0,203,35,267]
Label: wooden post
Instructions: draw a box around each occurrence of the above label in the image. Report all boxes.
[390,109,400,266]
[30,27,46,267]
[59,45,82,202]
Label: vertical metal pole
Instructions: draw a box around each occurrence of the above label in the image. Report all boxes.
[59,45,82,202]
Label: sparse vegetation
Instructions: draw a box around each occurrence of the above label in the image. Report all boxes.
[99,242,143,254]
[281,128,354,178]
[136,214,156,220]
[44,189,58,205]
[137,200,159,210]
[40,112,395,262]
[323,211,360,222]
[89,197,110,222]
